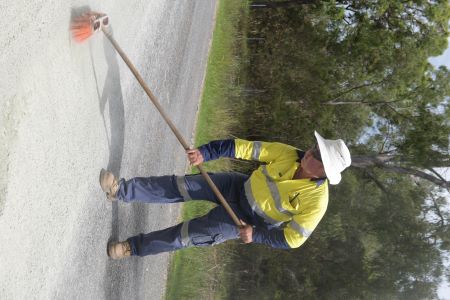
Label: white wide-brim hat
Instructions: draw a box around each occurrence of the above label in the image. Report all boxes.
[314,131,351,185]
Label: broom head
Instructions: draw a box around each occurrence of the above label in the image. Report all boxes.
[71,12,109,43]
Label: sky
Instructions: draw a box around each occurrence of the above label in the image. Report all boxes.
[429,37,450,69]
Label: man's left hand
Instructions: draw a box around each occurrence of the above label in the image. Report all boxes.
[239,220,253,243]
[186,148,204,166]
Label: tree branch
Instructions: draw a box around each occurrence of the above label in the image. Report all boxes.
[323,97,408,106]
[364,170,390,195]
[431,196,445,227]
[351,155,450,190]
[385,103,415,121]
[327,79,387,102]
[427,168,447,183]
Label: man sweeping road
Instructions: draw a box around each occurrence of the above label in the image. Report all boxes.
[70,12,350,259]
[100,131,351,259]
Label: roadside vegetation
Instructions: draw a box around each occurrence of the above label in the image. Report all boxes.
[165,1,249,299]
[167,0,450,299]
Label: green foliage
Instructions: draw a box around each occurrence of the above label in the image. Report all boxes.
[168,0,450,299]
[219,1,449,299]
[239,0,450,161]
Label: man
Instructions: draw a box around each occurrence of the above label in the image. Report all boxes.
[100,131,351,259]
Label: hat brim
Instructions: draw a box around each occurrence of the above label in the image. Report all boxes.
[314,131,341,185]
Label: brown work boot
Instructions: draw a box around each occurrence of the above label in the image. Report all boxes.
[107,241,132,259]
[99,169,119,201]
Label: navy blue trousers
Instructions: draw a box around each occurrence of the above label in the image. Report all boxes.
[117,172,258,256]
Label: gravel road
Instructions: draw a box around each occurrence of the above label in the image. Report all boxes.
[0,1,217,299]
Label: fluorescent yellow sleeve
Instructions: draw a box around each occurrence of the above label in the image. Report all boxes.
[283,226,308,248]
[235,139,298,163]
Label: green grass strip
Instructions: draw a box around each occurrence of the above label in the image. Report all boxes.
[165,1,248,299]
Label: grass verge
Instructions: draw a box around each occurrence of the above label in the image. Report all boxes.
[165,0,248,299]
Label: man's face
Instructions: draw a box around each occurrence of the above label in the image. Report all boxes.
[301,144,326,178]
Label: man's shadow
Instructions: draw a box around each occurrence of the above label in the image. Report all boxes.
[90,28,126,299]
[96,28,152,299]
[96,28,124,240]
[71,7,146,299]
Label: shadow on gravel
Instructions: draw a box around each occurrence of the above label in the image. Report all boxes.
[67,7,127,299]
[96,28,126,300]
[86,23,128,298]
[88,21,155,298]
[95,25,152,300]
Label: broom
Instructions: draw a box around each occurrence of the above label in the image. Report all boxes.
[71,12,243,227]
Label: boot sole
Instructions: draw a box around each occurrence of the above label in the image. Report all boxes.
[107,241,112,257]
[99,168,108,193]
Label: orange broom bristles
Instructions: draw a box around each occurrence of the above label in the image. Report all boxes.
[70,12,106,43]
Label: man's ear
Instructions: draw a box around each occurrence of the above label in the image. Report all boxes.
[320,167,326,178]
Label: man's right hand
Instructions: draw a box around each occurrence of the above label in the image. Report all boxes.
[186,149,204,166]
[239,220,253,243]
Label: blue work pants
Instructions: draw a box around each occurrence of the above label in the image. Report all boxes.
[117,172,258,256]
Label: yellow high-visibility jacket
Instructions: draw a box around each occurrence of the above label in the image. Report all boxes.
[199,139,328,248]
[234,139,328,248]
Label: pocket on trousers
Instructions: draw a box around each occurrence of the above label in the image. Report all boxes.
[191,233,224,247]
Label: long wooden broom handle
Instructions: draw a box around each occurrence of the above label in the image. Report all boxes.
[102,29,243,227]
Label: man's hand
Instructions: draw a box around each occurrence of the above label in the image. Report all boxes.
[239,220,253,243]
[186,148,204,166]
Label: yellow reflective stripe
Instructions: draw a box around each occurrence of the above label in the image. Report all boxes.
[290,221,312,238]
[176,176,192,201]
[261,166,293,218]
[251,141,262,160]
[180,221,191,247]
[244,181,285,226]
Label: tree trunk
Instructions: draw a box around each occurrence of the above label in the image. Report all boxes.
[351,154,394,167]
[251,0,316,9]
[351,154,450,190]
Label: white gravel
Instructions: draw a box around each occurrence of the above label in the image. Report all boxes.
[0,1,217,299]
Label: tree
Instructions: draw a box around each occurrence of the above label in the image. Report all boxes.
[225,2,450,298]
[245,1,450,189]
